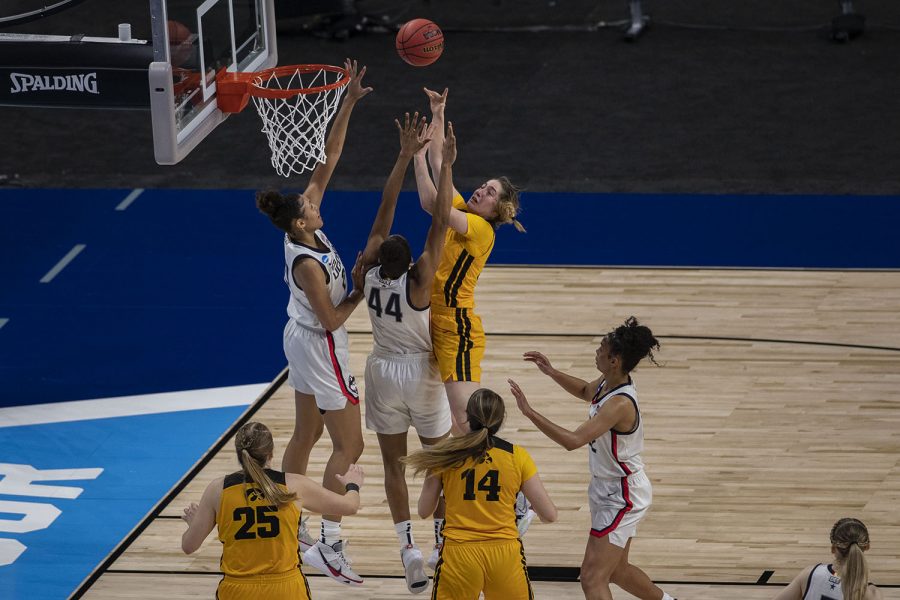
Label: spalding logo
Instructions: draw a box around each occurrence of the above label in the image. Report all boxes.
[9,72,99,94]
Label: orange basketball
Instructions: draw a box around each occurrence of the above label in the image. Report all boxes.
[395,19,444,67]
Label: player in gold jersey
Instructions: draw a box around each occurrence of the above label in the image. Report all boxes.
[403,389,558,600]
[180,422,365,598]
[413,87,526,435]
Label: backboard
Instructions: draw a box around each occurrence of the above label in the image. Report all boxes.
[149,0,277,165]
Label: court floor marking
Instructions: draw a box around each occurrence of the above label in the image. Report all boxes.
[70,370,288,600]
[39,243,85,283]
[115,188,144,211]
[0,383,266,428]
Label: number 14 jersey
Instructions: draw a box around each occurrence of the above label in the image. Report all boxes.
[439,437,537,542]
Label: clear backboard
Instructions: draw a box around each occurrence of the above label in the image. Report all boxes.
[149,0,276,165]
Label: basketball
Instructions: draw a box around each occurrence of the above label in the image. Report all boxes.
[395,19,444,67]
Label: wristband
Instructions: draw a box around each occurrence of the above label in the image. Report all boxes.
[345,483,360,493]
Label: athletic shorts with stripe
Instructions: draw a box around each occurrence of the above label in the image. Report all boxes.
[216,569,311,600]
[431,305,485,382]
[589,470,652,548]
[364,350,452,438]
[431,538,533,600]
[283,320,359,411]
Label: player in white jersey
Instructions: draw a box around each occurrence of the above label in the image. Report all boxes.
[355,113,456,593]
[774,518,883,600]
[510,317,678,600]
[255,59,371,587]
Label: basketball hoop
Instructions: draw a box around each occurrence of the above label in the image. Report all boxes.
[216,64,349,177]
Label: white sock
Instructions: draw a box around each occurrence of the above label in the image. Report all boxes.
[662,593,675,600]
[433,518,445,546]
[395,520,415,549]
[320,518,341,546]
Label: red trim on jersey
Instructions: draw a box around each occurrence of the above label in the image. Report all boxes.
[590,431,634,538]
[325,331,359,405]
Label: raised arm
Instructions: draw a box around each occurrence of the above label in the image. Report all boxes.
[304,59,373,208]
[509,379,633,451]
[288,464,364,517]
[523,351,600,402]
[181,478,220,554]
[293,254,365,331]
[423,87,460,199]
[360,113,431,266]
[408,122,457,307]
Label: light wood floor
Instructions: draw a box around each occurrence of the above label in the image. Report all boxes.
[84,267,900,599]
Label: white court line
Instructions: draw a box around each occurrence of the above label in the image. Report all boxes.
[0,318,8,330]
[0,383,266,427]
[40,244,86,283]
[115,188,144,211]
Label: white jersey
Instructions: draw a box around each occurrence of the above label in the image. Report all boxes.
[284,230,347,331]
[588,378,645,479]
[363,266,431,354]
[803,564,846,600]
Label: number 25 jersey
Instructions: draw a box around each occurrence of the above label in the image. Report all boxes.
[216,470,302,577]
[439,437,537,543]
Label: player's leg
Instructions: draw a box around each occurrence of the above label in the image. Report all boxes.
[418,433,449,570]
[580,534,624,600]
[378,431,429,594]
[282,390,325,475]
[282,391,325,551]
[303,402,365,586]
[443,380,481,434]
[609,538,666,600]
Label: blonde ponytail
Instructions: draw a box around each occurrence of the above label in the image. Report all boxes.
[403,428,492,476]
[402,388,507,476]
[235,421,297,506]
[841,542,870,600]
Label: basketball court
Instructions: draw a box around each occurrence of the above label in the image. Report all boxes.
[2,1,900,599]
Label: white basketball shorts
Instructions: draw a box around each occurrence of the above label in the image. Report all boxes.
[363,350,451,438]
[283,320,359,411]
[588,469,652,548]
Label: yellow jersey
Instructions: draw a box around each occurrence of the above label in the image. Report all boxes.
[217,470,302,577]
[431,194,496,309]
[439,437,537,542]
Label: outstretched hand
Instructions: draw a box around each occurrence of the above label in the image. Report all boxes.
[396,111,431,157]
[508,379,534,418]
[424,87,448,113]
[442,122,457,165]
[523,351,555,376]
[344,58,373,102]
[335,463,365,488]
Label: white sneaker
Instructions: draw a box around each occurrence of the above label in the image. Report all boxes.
[515,492,536,538]
[426,543,441,571]
[401,544,429,594]
[303,540,363,586]
[298,516,316,552]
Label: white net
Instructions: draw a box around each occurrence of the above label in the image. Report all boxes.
[250,67,348,178]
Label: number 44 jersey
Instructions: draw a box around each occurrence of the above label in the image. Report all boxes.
[364,266,432,354]
[216,470,302,577]
[439,437,538,542]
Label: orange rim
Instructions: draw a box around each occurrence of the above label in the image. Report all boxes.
[216,64,348,113]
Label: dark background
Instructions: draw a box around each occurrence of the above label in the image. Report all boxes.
[0,0,898,194]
